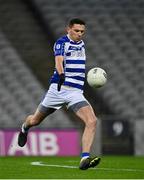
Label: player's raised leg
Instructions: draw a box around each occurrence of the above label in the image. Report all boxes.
[75,104,101,170]
[18,107,56,147]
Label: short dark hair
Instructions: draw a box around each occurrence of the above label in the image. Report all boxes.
[68,18,86,27]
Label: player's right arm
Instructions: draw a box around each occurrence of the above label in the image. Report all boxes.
[55,56,65,91]
[54,39,65,91]
[55,56,64,75]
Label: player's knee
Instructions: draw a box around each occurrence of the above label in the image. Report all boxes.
[86,116,97,129]
[91,117,97,128]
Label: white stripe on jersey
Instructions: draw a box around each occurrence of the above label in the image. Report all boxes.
[65,64,85,69]
[66,57,85,60]
[65,77,84,86]
[65,72,85,77]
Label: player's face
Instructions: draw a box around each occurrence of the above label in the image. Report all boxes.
[67,24,85,42]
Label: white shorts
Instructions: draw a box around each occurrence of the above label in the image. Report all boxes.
[39,83,89,112]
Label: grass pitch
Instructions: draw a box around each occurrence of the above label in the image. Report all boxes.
[0,156,144,179]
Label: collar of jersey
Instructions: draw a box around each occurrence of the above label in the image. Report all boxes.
[67,35,82,45]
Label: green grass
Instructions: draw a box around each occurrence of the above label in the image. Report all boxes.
[0,156,144,179]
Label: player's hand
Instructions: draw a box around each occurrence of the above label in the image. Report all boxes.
[58,73,65,91]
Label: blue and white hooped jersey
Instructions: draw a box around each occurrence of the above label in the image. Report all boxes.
[50,35,86,90]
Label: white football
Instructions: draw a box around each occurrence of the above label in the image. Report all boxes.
[87,67,107,88]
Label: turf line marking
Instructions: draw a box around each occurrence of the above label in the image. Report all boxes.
[31,161,144,172]
[31,161,77,169]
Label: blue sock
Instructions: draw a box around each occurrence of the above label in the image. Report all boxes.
[81,152,90,159]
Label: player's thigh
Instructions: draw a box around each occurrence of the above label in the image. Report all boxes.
[38,103,57,116]
[75,104,97,125]
[32,106,56,124]
[67,91,96,123]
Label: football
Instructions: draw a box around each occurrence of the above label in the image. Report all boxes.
[87,67,107,88]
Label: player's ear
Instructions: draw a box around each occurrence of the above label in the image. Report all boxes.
[66,26,70,33]
[65,27,68,33]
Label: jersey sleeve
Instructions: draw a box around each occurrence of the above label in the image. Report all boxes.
[54,39,65,56]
